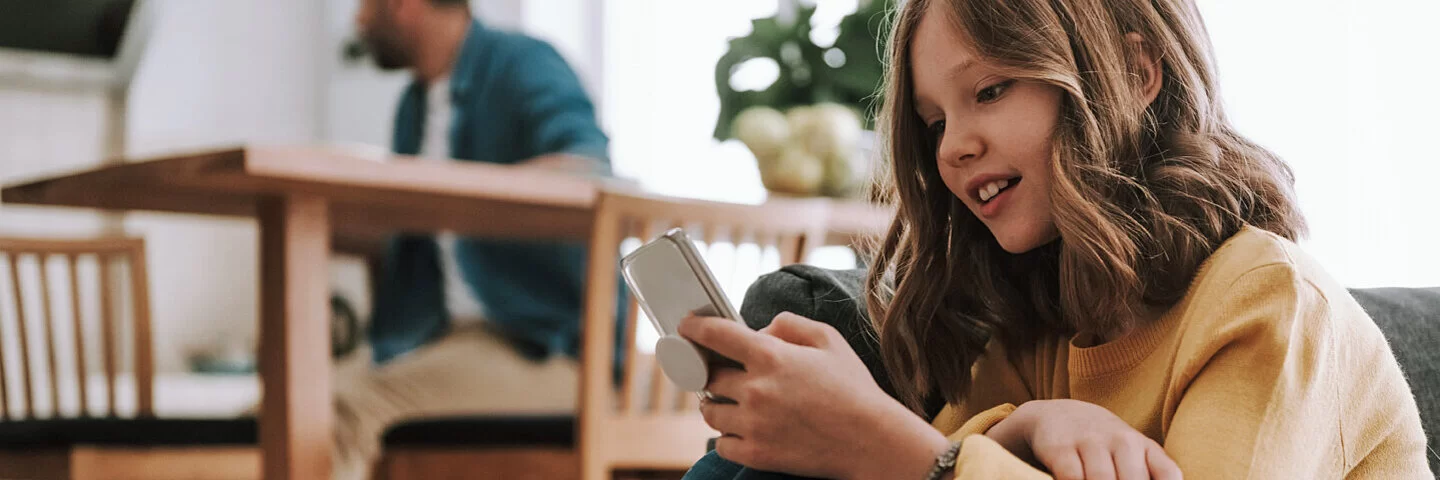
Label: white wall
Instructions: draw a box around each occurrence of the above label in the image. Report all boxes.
[323,0,410,146]
[127,0,324,154]
[518,0,603,103]
[1199,0,1440,287]
[0,86,113,236]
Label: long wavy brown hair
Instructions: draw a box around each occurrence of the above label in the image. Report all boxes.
[864,0,1308,413]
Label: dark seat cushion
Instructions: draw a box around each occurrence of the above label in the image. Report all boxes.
[735,266,947,418]
[381,415,574,448]
[0,417,256,448]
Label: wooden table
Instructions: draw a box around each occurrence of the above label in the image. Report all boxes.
[1,145,891,480]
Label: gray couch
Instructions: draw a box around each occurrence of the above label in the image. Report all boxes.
[737,265,1440,475]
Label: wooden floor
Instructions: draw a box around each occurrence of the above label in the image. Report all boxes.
[0,447,688,480]
[0,447,259,480]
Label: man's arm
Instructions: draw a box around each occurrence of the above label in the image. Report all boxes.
[521,153,607,175]
[508,40,610,175]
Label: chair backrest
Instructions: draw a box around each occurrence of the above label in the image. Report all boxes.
[577,190,830,478]
[0,237,153,420]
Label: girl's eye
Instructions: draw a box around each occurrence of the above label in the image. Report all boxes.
[977,80,1016,104]
[927,120,946,142]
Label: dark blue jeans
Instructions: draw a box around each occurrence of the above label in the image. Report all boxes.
[681,451,824,480]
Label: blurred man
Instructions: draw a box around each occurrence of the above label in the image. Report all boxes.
[337,0,611,477]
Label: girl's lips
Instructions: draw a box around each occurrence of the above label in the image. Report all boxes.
[977,177,1021,219]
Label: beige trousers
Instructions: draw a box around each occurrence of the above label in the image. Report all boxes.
[331,325,579,480]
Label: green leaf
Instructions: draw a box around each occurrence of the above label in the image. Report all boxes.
[714,0,895,139]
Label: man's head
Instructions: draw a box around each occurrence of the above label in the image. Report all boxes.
[355,0,470,70]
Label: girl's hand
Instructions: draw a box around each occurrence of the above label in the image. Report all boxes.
[985,399,1183,480]
[678,312,951,480]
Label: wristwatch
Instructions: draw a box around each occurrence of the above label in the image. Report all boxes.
[924,440,965,480]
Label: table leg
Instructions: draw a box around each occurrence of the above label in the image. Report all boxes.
[258,195,332,480]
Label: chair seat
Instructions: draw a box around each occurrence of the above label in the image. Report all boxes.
[0,417,257,448]
[382,415,574,448]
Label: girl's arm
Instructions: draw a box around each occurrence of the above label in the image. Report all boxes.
[679,313,1181,480]
[1159,264,1428,478]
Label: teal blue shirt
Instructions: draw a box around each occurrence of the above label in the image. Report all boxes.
[369,20,615,364]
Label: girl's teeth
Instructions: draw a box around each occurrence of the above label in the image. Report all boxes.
[980,179,1010,202]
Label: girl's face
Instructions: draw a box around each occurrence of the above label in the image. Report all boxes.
[910,6,1063,254]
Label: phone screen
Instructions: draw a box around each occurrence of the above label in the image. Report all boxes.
[623,237,726,336]
[620,231,745,371]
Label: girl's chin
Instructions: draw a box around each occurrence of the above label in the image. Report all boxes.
[987,222,1060,254]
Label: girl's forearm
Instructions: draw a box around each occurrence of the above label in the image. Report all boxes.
[845,404,954,480]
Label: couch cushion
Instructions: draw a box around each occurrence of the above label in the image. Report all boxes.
[739,267,879,389]
[0,417,256,448]
[381,415,574,448]
[739,266,949,418]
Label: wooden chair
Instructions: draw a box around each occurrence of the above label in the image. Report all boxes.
[577,190,831,479]
[375,190,832,480]
[0,237,258,480]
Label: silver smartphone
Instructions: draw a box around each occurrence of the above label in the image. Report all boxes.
[620,228,746,378]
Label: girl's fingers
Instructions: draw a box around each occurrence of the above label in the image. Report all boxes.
[1146,442,1184,480]
[678,315,769,366]
[1041,447,1085,480]
[760,312,837,348]
[698,398,747,437]
[1112,440,1148,480]
[1078,443,1117,480]
[713,434,758,468]
[704,366,747,402]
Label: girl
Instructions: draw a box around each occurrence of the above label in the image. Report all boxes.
[678,0,1431,478]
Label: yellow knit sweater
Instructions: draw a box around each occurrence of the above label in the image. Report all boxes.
[931,227,1431,478]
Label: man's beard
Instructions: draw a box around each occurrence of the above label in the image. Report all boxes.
[361,26,411,71]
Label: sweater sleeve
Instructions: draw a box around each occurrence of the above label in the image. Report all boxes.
[943,263,1356,479]
[939,404,1057,479]
[931,338,1040,435]
[1161,263,1362,478]
[950,434,1052,479]
[944,403,1016,440]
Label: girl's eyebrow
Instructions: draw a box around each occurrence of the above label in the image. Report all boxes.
[946,57,978,80]
[912,58,978,115]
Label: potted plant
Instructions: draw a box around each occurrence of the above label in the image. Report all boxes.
[714,0,893,198]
